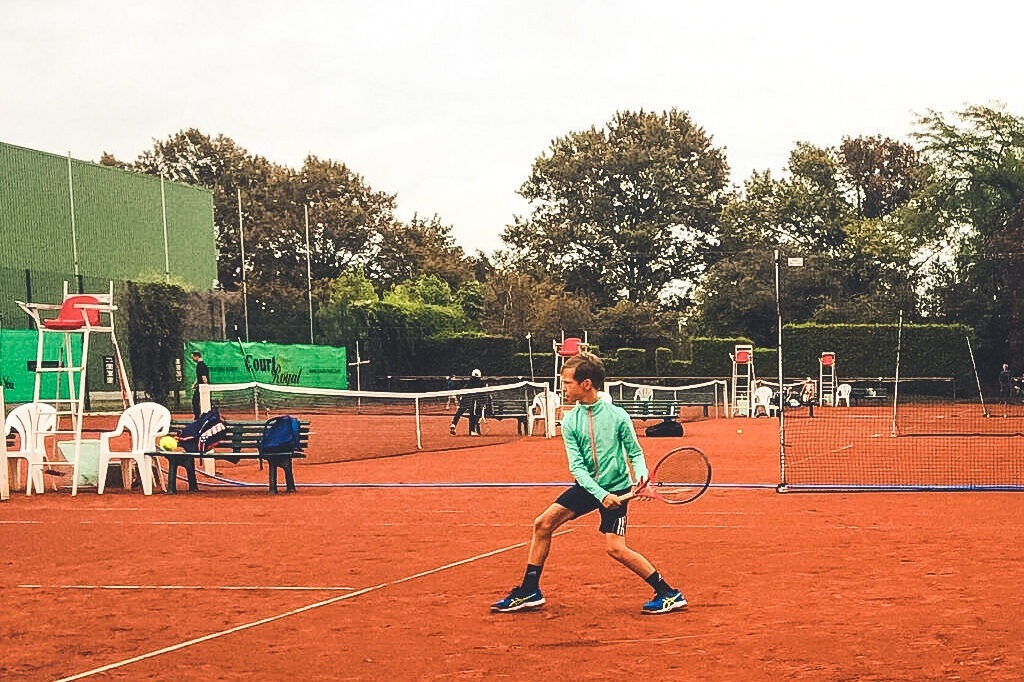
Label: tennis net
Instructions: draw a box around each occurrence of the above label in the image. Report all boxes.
[201,380,552,463]
[780,376,1024,491]
[603,379,729,419]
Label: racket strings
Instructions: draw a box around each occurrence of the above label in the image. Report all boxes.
[650,449,711,501]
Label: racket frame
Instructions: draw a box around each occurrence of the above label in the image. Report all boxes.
[621,445,712,505]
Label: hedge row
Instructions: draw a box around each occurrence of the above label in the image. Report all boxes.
[365,323,977,386]
[686,325,974,384]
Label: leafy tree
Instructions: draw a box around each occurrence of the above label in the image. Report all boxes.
[368,214,475,294]
[102,129,280,290]
[910,104,1024,370]
[478,253,595,344]
[105,131,479,343]
[693,138,925,343]
[839,136,925,219]
[593,300,679,351]
[245,155,399,285]
[385,274,453,306]
[504,109,730,306]
[124,281,187,404]
[453,280,485,325]
[315,270,378,346]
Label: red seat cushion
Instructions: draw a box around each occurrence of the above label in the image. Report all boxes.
[558,337,583,357]
[41,295,100,330]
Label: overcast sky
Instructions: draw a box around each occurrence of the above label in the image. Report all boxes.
[3,1,1022,255]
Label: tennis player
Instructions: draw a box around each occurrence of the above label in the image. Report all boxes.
[491,351,686,615]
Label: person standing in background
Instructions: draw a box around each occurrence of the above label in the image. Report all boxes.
[191,350,210,419]
[450,369,485,435]
[998,363,1012,403]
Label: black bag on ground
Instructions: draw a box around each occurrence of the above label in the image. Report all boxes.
[645,420,683,437]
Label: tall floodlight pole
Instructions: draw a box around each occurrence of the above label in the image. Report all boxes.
[304,204,314,345]
[66,153,80,282]
[237,188,250,342]
[160,177,170,282]
[526,332,535,381]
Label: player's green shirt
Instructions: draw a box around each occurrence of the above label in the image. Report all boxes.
[561,399,649,501]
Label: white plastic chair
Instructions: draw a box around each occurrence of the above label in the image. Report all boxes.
[4,402,57,495]
[633,386,654,402]
[752,386,778,417]
[528,392,561,436]
[98,402,171,495]
[835,383,852,407]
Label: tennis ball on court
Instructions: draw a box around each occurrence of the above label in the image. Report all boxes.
[158,435,179,451]
[736,428,743,434]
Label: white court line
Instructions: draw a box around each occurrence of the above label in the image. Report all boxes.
[634,524,751,529]
[84,521,274,526]
[54,529,573,682]
[19,584,356,591]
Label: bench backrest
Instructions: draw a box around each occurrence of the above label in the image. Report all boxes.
[489,399,530,416]
[615,400,679,415]
[170,419,310,453]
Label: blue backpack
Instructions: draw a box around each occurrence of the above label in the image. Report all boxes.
[259,416,302,455]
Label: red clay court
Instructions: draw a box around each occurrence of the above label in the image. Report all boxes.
[2,414,1022,680]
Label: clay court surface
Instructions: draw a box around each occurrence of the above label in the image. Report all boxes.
[2,414,1022,680]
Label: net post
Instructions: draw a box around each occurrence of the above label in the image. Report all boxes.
[200,383,212,414]
[775,249,787,490]
[891,310,903,438]
[415,397,422,449]
[0,385,9,501]
[198,383,216,476]
[545,384,557,438]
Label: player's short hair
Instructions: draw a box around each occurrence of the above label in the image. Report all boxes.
[191,351,202,359]
[562,351,605,389]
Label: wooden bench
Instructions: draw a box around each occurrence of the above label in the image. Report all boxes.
[486,399,531,434]
[615,400,680,422]
[155,419,310,494]
[851,387,889,405]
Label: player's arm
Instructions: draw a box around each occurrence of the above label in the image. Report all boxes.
[619,415,649,487]
[562,423,611,503]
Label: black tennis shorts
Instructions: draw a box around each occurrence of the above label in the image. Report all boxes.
[555,483,632,536]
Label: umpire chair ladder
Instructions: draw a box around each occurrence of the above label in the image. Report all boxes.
[731,344,754,417]
[17,281,132,495]
[819,352,836,406]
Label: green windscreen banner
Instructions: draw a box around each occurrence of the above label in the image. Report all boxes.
[183,340,348,390]
[0,329,85,403]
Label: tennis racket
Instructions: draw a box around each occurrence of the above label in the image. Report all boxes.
[621,446,712,505]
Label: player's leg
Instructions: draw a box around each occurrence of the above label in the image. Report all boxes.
[490,502,575,612]
[526,502,577,566]
[599,505,687,615]
[492,487,596,613]
[450,402,465,434]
